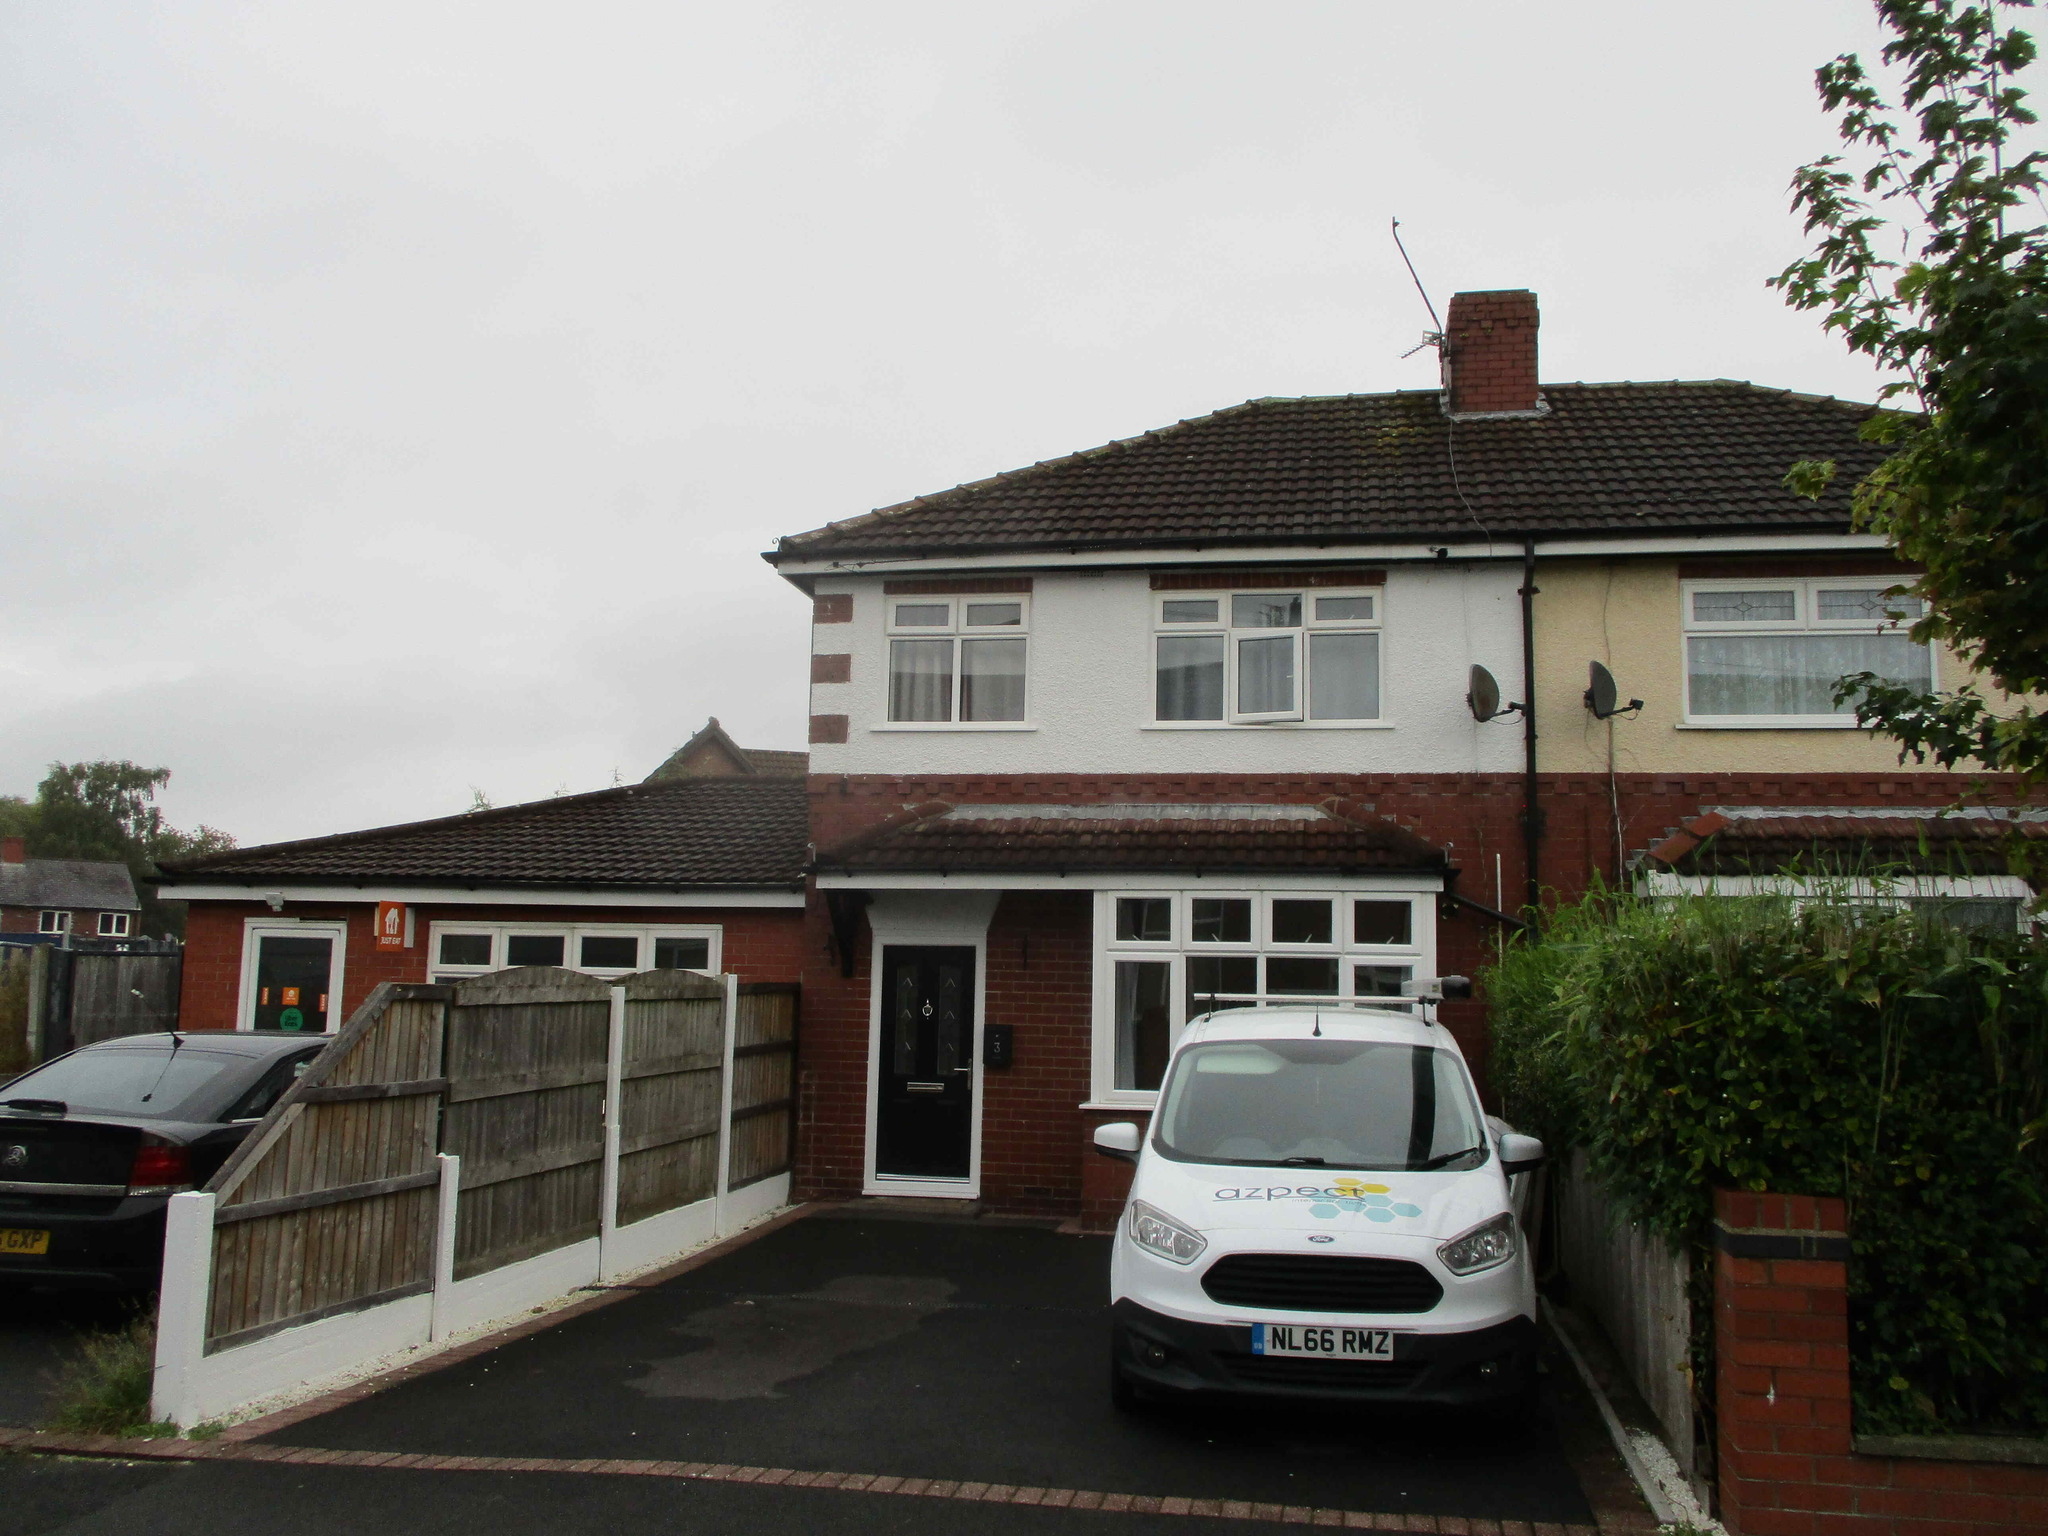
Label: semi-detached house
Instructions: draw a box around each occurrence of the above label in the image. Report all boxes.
[765,288,2032,1226]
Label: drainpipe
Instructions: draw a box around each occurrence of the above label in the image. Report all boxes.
[1519,536,1542,916]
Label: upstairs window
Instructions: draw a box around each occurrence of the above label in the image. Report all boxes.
[1155,589,1381,724]
[887,596,1029,723]
[97,912,132,937]
[1683,579,1931,726]
[38,910,70,934]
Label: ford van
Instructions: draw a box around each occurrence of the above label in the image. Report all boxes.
[1094,996,1544,1409]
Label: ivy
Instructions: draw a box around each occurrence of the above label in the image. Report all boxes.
[1488,891,2048,1436]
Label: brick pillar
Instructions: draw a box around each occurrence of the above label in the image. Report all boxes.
[1712,1190,1854,1536]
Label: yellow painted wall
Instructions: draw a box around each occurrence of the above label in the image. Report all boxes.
[1531,558,1982,776]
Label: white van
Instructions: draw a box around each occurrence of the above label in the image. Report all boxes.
[1093,996,1545,1410]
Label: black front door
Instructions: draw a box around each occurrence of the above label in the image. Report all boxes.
[874,946,975,1180]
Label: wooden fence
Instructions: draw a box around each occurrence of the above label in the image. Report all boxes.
[728,982,798,1190]
[203,987,447,1350]
[188,966,792,1359]
[0,941,182,1067]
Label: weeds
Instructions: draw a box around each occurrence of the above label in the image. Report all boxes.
[43,1311,174,1438]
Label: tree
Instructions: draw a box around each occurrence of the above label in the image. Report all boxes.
[14,761,235,939]
[1774,0,2048,782]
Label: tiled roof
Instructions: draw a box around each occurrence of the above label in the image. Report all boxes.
[0,859,139,912]
[1645,808,2048,877]
[644,718,808,782]
[156,778,807,890]
[814,802,1448,876]
[769,382,1888,561]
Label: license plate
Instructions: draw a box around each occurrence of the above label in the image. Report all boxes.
[1251,1323,1397,1359]
[0,1229,50,1256]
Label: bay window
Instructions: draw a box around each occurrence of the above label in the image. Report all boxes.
[1096,887,1433,1101]
[1154,588,1381,724]
[887,597,1029,723]
[1683,579,1932,725]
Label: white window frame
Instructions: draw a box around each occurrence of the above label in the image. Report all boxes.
[882,594,1031,727]
[237,918,348,1033]
[97,911,132,937]
[1680,577,1934,729]
[38,910,70,935]
[1089,885,1435,1107]
[1151,586,1385,728]
[425,920,722,983]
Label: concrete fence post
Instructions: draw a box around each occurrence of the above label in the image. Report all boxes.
[597,985,627,1281]
[151,1190,217,1427]
[714,972,738,1236]
[429,1152,461,1342]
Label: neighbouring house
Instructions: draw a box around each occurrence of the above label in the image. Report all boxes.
[153,762,808,1035]
[646,717,809,782]
[763,287,2034,1223]
[0,836,142,944]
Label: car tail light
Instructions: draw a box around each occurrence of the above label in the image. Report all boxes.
[128,1139,192,1196]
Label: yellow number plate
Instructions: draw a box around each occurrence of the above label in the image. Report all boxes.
[0,1229,51,1256]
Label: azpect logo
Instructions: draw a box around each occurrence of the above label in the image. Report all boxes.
[1212,1176,1424,1223]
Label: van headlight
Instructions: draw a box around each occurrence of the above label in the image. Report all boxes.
[1129,1200,1207,1265]
[1437,1212,1518,1275]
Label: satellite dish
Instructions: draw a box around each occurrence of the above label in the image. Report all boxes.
[1584,660,1645,720]
[1467,665,1501,723]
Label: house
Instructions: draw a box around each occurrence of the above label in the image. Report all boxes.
[0,836,141,943]
[646,717,810,782]
[763,287,2029,1223]
[154,763,808,1034]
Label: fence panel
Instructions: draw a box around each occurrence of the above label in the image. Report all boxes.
[613,969,726,1226]
[202,986,449,1351]
[67,950,183,1047]
[727,983,798,1190]
[442,968,611,1280]
[0,946,33,1077]
[1557,1149,1699,1491]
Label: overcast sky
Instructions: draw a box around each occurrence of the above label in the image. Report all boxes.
[1,1,2010,846]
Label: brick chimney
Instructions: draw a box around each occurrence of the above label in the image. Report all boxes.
[1,836,25,864]
[1442,289,1543,416]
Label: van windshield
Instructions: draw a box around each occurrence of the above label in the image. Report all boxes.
[1153,1039,1486,1172]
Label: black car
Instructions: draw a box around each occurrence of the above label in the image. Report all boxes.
[0,1031,327,1290]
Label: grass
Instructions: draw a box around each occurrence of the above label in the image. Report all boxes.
[42,1311,176,1439]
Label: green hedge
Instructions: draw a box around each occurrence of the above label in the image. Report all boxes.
[1487,892,2048,1436]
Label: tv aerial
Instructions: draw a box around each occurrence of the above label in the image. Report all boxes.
[1466,665,1526,724]
[1583,661,1644,720]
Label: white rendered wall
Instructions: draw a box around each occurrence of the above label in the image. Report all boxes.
[807,562,1527,778]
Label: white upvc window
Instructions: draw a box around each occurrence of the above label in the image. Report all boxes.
[1093,886,1433,1104]
[38,910,70,934]
[1682,579,1933,727]
[97,912,131,937]
[885,595,1029,724]
[1153,588,1382,725]
[425,921,722,984]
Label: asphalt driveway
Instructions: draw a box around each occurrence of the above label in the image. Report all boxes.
[257,1209,1597,1525]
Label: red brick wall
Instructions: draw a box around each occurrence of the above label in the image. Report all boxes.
[1713,1189,2048,1536]
[1445,289,1540,414]
[175,900,806,1032]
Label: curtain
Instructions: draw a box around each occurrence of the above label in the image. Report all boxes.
[960,638,1026,721]
[1688,633,1932,715]
[1155,635,1225,720]
[1235,634,1296,715]
[889,638,954,721]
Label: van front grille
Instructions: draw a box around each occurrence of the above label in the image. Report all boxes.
[1200,1253,1443,1314]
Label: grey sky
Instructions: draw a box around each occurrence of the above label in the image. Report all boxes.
[0,2,1988,845]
